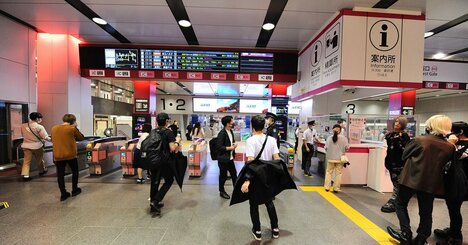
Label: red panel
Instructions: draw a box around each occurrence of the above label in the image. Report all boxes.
[401,90,416,107]
[269,84,288,96]
[348,147,370,153]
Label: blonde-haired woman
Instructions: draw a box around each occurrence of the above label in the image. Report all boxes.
[387,115,455,245]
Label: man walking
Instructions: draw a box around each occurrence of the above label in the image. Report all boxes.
[20,112,50,181]
[148,113,180,215]
[216,116,238,199]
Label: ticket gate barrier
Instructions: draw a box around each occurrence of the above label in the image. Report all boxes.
[188,141,207,177]
[87,136,127,176]
[287,148,295,176]
[120,138,139,176]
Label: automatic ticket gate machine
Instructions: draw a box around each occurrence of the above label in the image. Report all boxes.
[86,136,127,176]
[188,141,207,177]
[120,138,139,176]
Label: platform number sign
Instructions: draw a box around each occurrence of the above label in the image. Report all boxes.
[346,104,356,114]
[160,98,186,111]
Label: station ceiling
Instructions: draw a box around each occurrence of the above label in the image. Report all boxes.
[1,0,468,61]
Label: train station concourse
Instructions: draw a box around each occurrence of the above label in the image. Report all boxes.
[1,0,468,244]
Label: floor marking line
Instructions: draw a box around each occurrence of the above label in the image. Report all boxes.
[300,186,396,245]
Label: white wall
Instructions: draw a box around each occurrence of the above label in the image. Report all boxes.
[0,15,37,109]
[416,95,468,123]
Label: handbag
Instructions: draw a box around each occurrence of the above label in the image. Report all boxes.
[340,154,350,168]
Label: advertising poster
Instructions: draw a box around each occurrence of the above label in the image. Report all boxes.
[348,115,366,144]
[193,98,239,113]
[239,99,270,113]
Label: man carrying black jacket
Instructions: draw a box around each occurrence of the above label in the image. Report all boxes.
[216,116,238,199]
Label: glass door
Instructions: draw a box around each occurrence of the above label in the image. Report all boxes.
[0,102,28,166]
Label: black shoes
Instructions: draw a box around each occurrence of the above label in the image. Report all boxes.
[60,192,71,201]
[39,168,48,176]
[220,191,230,199]
[272,228,280,239]
[72,188,82,197]
[251,229,262,241]
[23,176,32,181]
[381,201,396,213]
[412,235,428,245]
[387,226,413,244]
[434,227,450,238]
[150,202,161,215]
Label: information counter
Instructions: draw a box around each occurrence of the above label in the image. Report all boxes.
[316,141,392,192]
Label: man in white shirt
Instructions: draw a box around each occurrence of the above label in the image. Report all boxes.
[302,120,318,176]
[241,115,280,241]
[21,112,50,181]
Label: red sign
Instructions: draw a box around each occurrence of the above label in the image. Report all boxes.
[210,73,227,80]
[446,83,460,89]
[424,82,440,89]
[163,71,179,79]
[138,71,155,78]
[235,74,251,81]
[187,72,203,80]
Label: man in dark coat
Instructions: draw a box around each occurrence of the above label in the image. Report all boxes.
[265,112,280,148]
[216,115,238,199]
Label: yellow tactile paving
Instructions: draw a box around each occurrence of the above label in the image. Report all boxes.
[300,186,397,245]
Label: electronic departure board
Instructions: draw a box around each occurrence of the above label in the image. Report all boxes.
[105,49,138,69]
[240,52,274,73]
[140,49,239,72]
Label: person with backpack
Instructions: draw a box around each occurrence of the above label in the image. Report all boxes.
[387,115,455,245]
[434,121,468,245]
[216,116,238,199]
[381,116,410,213]
[133,123,152,183]
[20,112,50,181]
[142,113,180,215]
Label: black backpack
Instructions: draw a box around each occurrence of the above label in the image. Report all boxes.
[139,128,168,170]
[444,145,468,202]
[209,137,218,161]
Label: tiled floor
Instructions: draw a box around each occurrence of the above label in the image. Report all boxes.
[0,158,467,244]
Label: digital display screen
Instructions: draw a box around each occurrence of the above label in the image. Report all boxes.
[105,49,138,69]
[240,52,274,73]
[140,49,239,72]
[239,99,270,113]
[193,98,239,113]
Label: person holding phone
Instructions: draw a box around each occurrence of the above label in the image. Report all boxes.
[51,114,84,201]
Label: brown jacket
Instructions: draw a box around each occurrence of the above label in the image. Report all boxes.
[399,135,455,196]
[51,124,84,161]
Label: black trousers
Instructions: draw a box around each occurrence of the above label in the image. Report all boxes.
[55,158,79,195]
[154,165,174,203]
[395,185,435,239]
[446,198,464,239]
[249,199,278,231]
[294,136,298,153]
[387,169,401,204]
[218,160,237,192]
[301,143,314,172]
[149,167,163,203]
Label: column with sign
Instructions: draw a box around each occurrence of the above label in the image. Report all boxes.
[132,80,157,138]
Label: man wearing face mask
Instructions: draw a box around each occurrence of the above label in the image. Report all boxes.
[265,113,280,149]
[216,116,238,199]
[302,120,318,176]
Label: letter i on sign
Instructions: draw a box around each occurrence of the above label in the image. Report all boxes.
[380,24,388,47]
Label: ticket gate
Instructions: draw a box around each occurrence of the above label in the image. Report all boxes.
[120,138,139,176]
[188,141,207,177]
[87,136,127,176]
[14,136,100,175]
[279,141,295,176]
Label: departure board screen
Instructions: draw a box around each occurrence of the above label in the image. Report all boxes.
[240,52,274,73]
[140,49,239,72]
[105,49,138,69]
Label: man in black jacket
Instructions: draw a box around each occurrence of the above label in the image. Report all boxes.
[216,116,238,199]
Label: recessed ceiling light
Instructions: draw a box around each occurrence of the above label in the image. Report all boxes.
[433,52,446,59]
[262,23,275,31]
[178,20,191,27]
[424,32,434,38]
[92,17,107,25]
